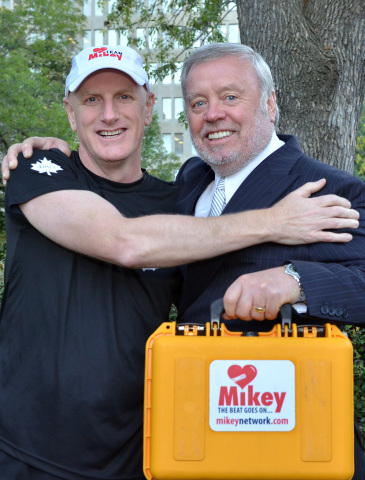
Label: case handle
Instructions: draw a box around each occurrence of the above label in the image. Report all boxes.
[210,298,293,334]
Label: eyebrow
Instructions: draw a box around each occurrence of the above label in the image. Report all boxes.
[186,83,245,102]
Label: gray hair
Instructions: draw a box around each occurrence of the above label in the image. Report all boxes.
[181,43,279,124]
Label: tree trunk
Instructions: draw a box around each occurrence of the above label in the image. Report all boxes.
[237,0,365,172]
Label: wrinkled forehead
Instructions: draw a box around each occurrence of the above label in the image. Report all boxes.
[185,57,258,95]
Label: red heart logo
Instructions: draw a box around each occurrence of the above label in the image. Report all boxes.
[93,47,108,53]
[228,365,257,389]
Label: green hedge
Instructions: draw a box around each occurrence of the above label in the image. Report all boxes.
[346,326,365,446]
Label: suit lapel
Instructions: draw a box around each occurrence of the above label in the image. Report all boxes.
[223,138,303,214]
[176,168,215,215]
[179,138,304,313]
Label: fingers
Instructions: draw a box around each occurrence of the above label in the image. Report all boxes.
[223,279,266,321]
[312,231,354,243]
[2,155,9,185]
[2,137,48,186]
[312,193,352,209]
[293,178,326,198]
[2,144,22,186]
[292,180,353,209]
[223,268,292,321]
[224,288,277,322]
[43,138,72,157]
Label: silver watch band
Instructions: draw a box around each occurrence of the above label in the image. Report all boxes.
[284,263,306,302]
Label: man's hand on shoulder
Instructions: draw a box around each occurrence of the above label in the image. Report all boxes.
[267,179,359,244]
[2,137,72,185]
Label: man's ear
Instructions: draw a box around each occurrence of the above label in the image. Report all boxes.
[267,91,277,124]
[63,97,77,132]
[144,92,155,127]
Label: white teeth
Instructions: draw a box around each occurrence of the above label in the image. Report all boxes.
[208,131,233,140]
[99,129,124,137]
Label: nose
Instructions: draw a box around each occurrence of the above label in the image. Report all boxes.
[204,100,226,123]
[100,98,119,123]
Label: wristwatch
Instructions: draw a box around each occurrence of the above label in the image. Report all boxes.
[284,263,306,302]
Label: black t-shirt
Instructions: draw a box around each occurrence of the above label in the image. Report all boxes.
[0,150,181,479]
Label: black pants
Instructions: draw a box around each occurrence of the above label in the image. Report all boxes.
[0,450,146,480]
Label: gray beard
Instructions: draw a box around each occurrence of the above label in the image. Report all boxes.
[190,114,274,177]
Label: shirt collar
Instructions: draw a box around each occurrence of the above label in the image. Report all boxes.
[214,132,285,203]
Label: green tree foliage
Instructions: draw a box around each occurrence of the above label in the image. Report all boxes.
[354,101,365,181]
[142,112,182,181]
[346,326,365,443]
[0,0,85,155]
[105,0,231,80]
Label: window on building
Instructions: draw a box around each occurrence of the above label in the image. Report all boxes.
[173,63,182,84]
[148,63,158,85]
[83,30,92,48]
[108,0,117,14]
[120,30,129,46]
[83,0,92,16]
[174,98,184,119]
[163,134,172,153]
[174,27,183,49]
[148,29,158,49]
[108,29,118,46]
[94,30,104,46]
[174,134,184,155]
[162,98,172,120]
[160,0,169,13]
[219,24,227,40]
[2,0,10,8]
[136,28,145,48]
[193,36,201,48]
[95,0,104,16]
[228,24,240,43]
[162,70,172,84]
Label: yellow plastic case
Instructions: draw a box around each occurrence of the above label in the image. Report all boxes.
[143,302,354,480]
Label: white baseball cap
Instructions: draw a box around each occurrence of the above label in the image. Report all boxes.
[65,45,151,96]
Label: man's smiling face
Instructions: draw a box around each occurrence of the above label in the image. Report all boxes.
[186,56,276,176]
[64,69,154,179]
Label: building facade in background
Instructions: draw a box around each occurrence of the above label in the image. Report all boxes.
[0,0,15,9]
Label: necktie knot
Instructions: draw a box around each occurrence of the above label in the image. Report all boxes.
[209,177,226,217]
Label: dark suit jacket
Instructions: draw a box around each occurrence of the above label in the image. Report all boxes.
[175,135,365,330]
[175,135,365,479]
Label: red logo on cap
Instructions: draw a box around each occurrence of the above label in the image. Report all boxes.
[93,47,108,54]
[88,47,123,61]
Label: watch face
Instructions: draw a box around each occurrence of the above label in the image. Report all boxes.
[285,264,300,281]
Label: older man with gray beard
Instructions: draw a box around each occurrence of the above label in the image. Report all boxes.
[175,42,365,480]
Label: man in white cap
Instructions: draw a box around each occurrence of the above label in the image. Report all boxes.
[0,45,358,479]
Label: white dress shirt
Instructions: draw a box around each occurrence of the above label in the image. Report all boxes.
[194,132,284,217]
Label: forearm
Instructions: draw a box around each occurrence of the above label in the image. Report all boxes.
[121,209,273,268]
[21,190,273,268]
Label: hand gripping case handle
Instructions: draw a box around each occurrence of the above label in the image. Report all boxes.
[210,298,293,335]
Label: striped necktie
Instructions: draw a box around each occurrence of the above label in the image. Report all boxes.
[209,177,226,216]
